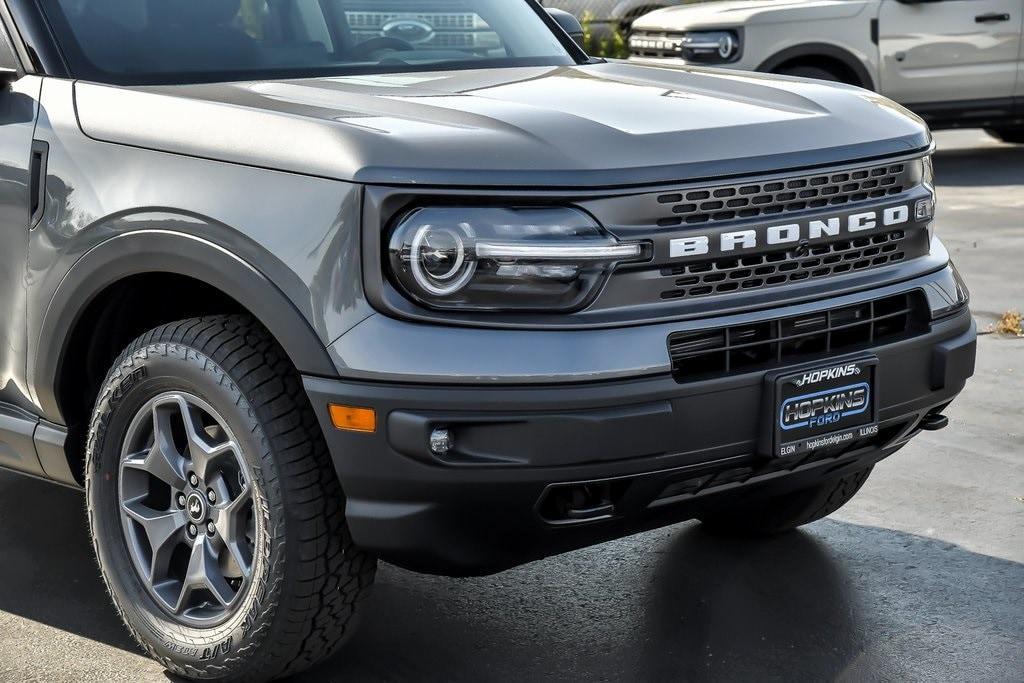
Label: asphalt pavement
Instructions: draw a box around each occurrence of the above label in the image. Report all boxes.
[0,129,1020,682]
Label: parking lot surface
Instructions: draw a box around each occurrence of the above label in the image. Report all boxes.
[0,130,1020,682]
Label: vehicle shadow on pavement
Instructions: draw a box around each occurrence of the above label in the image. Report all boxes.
[2,471,1021,682]
[302,521,1023,682]
[933,144,1024,187]
[0,473,139,653]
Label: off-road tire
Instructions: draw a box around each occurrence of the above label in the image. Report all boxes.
[85,315,376,681]
[985,127,1024,144]
[699,466,874,537]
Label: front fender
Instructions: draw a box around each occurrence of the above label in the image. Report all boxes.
[31,228,339,423]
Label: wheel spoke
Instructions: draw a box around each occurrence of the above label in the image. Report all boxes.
[122,400,189,489]
[122,499,187,581]
[177,537,236,612]
[179,402,238,481]
[210,484,254,578]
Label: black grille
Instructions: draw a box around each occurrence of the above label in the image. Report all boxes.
[654,162,907,228]
[661,230,910,300]
[668,292,929,382]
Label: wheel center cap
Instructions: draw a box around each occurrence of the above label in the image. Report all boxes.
[186,492,207,522]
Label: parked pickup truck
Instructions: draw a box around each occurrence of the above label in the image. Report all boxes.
[0,0,974,680]
[630,0,1024,141]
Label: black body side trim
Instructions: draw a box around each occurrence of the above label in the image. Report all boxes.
[906,97,1023,130]
[758,43,875,91]
[0,402,43,476]
[34,420,77,485]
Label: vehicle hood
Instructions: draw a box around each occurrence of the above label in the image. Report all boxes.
[634,0,871,31]
[75,62,927,188]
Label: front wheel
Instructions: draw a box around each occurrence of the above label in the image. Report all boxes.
[699,466,873,537]
[85,315,375,681]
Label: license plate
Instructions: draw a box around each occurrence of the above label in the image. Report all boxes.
[765,356,879,458]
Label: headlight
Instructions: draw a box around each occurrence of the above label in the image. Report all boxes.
[387,206,646,312]
[682,31,739,61]
[917,155,936,230]
[630,29,740,63]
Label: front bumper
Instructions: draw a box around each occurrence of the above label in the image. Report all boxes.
[304,278,975,576]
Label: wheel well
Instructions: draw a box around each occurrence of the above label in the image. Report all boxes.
[58,273,246,480]
[770,54,866,88]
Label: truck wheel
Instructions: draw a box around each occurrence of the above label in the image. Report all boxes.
[985,128,1024,144]
[699,466,873,537]
[85,315,375,681]
[775,65,842,83]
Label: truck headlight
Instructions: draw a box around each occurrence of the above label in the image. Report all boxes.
[387,207,646,312]
[630,29,740,63]
[917,155,936,236]
[681,31,739,61]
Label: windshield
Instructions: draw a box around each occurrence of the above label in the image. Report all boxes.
[39,0,578,85]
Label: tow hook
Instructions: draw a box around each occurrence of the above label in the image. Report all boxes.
[920,413,950,431]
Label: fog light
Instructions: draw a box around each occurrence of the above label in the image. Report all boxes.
[429,428,453,456]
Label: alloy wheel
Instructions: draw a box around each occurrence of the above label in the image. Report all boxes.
[118,392,256,627]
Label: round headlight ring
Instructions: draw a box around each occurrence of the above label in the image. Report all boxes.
[408,223,477,297]
[718,34,735,59]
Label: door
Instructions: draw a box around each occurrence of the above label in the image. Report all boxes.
[878,0,1022,106]
[0,18,44,474]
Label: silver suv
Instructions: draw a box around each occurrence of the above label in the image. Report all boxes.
[631,0,1024,141]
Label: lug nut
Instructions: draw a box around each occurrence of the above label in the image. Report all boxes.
[207,489,217,504]
[206,522,216,536]
[188,473,199,487]
[176,493,187,509]
[187,523,198,538]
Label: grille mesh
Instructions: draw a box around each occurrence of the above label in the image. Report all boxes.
[667,291,929,383]
[661,230,909,300]
[654,163,907,228]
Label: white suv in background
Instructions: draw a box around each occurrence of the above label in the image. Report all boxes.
[629,0,1024,142]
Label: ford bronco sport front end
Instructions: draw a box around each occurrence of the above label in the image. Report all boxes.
[0,0,974,680]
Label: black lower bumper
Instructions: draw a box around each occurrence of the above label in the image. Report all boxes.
[304,308,976,576]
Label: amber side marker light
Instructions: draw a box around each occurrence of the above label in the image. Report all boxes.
[329,404,377,433]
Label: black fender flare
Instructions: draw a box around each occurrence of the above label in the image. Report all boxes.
[32,229,338,424]
[757,43,875,91]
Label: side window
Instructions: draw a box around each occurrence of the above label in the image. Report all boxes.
[0,21,22,73]
[292,0,334,51]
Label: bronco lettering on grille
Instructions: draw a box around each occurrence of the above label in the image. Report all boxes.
[669,204,911,259]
